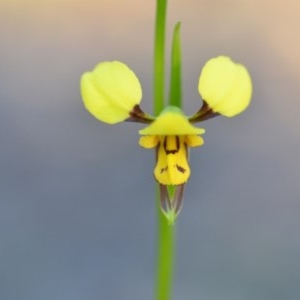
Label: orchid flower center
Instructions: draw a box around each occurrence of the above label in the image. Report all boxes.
[139,106,204,185]
[139,134,203,185]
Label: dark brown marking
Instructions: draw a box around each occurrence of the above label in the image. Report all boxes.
[160,166,168,174]
[126,105,153,124]
[163,136,180,155]
[188,101,219,123]
[176,164,186,173]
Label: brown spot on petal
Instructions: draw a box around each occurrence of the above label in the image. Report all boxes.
[160,166,168,174]
[176,164,186,173]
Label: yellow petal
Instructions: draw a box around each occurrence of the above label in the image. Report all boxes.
[139,136,159,148]
[139,106,205,136]
[154,136,190,185]
[198,56,252,117]
[81,61,142,124]
[185,135,204,147]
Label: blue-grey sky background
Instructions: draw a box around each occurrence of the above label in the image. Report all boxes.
[0,0,300,299]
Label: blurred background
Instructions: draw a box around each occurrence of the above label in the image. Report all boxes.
[0,0,300,299]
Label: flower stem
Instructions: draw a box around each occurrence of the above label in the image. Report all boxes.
[154,0,167,116]
[155,190,175,300]
[153,1,175,300]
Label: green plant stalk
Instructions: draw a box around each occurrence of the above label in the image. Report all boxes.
[154,0,167,116]
[155,185,175,300]
[169,22,182,108]
[153,1,175,300]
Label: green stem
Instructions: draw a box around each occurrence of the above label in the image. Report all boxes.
[154,0,167,116]
[153,1,175,300]
[169,22,182,108]
[156,191,175,300]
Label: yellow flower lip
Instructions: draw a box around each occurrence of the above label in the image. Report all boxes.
[198,56,252,117]
[80,61,142,124]
[139,106,205,136]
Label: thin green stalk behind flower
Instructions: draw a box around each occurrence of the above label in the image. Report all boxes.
[169,22,182,108]
[153,0,168,116]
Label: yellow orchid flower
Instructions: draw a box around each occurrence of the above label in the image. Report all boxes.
[139,107,204,186]
[80,57,252,221]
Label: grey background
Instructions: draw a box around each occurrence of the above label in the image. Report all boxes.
[1,0,300,299]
